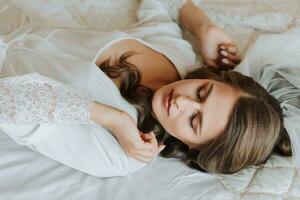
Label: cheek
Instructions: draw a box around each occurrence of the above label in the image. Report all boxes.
[164,118,187,138]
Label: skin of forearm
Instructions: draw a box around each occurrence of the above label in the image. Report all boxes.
[89,102,124,130]
[179,0,215,37]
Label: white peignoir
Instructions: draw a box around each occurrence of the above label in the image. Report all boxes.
[2,0,299,178]
[0,0,199,177]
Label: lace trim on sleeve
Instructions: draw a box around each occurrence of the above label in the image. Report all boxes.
[0,73,95,125]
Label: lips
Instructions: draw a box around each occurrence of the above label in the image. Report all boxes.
[165,89,173,115]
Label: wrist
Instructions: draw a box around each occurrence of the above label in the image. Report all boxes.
[194,23,216,41]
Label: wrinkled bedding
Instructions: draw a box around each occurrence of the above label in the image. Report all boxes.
[0,0,300,199]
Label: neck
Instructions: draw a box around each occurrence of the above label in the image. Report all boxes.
[148,84,164,92]
[142,79,173,92]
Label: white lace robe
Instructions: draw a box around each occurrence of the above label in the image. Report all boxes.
[0,0,195,177]
[0,73,94,126]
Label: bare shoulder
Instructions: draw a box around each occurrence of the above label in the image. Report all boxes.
[95,39,180,88]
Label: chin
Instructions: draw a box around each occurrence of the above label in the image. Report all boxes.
[151,100,158,120]
[151,90,165,123]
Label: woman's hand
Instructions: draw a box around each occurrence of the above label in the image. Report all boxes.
[196,25,241,70]
[108,112,165,163]
[179,0,241,70]
[90,102,165,163]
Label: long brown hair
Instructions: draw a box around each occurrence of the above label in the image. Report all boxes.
[99,53,292,174]
[98,52,164,136]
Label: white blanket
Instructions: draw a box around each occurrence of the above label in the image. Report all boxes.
[0,0,300,199]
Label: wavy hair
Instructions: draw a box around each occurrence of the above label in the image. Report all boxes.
[99,53,292,174]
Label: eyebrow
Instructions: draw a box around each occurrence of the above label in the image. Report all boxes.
[198,83,214,136]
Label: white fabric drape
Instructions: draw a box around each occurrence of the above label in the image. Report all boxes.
[235,27,300,171]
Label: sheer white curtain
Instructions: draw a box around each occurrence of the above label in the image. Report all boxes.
[235,27,300,170]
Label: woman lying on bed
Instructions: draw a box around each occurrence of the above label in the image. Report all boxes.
[0,0,292,176]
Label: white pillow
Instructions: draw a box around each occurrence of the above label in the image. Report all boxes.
[217,27,300,198]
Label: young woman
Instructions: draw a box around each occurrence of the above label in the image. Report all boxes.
[0,0,292,176]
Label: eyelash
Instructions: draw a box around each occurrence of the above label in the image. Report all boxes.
[190,86,205,130]
[190,112,198,130]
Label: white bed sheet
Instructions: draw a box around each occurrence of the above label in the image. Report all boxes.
[0,1,235,199]
[1,0,300,199]
[0,130,234,200]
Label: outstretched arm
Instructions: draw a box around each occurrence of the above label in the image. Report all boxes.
[179,0,214,36]
[159,0,241,69]
[179,0,241,69]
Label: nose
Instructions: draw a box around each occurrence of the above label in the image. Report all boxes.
[174,95,201,112]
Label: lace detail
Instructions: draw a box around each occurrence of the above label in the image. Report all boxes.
[0,73,95,125]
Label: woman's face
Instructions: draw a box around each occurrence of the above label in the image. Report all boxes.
[152,79,242,148]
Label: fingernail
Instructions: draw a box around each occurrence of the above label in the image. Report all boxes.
[221,50,228,57]
[220,45,226,50]
[222,58,229,64]
[159,145,166,152]
[229,46,237,53]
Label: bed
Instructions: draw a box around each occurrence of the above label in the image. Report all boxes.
[0,0,299,199]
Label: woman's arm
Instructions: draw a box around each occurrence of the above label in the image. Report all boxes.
[0,73,163,163]
[0,72,127,128]
[91,102,165,163]
[158,0,241,69]
[179,0,214,37]
[0,73,96,125]
[178,0,241,69]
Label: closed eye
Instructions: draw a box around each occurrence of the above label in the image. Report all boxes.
[191,83,214,135]
[190,112,198,131]
[196,84,207,102]
[190,84,206,132]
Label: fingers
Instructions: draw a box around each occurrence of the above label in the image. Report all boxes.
[135,145,165,164]
[222,43,238,54]
[133,155,155,163]
[149,132,158,150]
[222,51,240,64]
[136,141,154,151]
[217,58,236,70]
[158,144,166,153]
[145,132,166,156]
[142,132,158,153]
[217,44,241,70]
[220,43,238,54]
[133,132,166,163]
[141,132,153,142]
